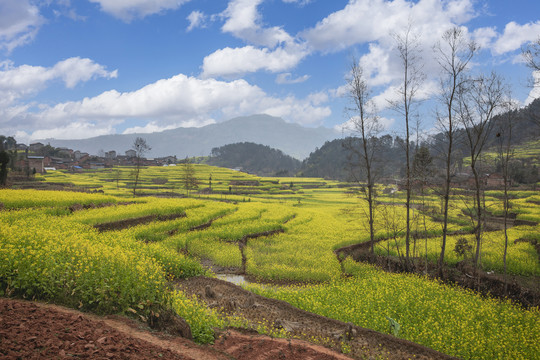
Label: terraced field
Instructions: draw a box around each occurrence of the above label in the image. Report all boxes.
[1,164,539,359]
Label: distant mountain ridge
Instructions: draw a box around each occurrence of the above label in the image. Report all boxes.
[39,115,340,160]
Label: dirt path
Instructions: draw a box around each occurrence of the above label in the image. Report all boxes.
[0,297,358,360]
[177,276,456,360]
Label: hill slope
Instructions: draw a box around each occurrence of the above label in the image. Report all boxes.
[206,142,302,176]
[39,115,339,160]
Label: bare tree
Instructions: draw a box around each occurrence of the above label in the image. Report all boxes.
[390,23,425,268]
[132,137,151,196]
[523,37,540,77]
[412,144,434,272]
[522,37,540,128]
[433,27,478,277]
[182,157,199,196]
[496,97,517,294]
[344,57,382,254]
[457,72,506,273]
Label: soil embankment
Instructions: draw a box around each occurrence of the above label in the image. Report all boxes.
[0,297,357,360]
[177,276,456,360]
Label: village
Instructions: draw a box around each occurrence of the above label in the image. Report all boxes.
[7,141,178,174]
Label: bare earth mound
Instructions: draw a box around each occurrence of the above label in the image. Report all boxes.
[0,297,357,360]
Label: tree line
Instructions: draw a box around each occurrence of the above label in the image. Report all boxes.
[343,26,540,284]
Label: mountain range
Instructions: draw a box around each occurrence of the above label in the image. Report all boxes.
[39,115,340,160]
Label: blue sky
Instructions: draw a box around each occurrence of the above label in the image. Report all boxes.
[1,0,539,144]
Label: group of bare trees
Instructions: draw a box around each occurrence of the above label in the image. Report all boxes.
[346,26,537,279]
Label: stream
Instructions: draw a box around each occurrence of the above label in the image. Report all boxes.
[216,274,248,286]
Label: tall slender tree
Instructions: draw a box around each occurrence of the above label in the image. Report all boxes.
[344,57,382,254]
[390,23,425,268]
[433,27,477,277]
[182,157,199,196]
[412,145,434,272]
[496,98,517,294]
[522,37,540,128]
[131,137,151,196]
[457,72,506,273]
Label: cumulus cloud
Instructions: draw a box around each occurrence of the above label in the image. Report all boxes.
[220,0,294,47]
[0,0,43,52]
[87,0,190,22]
[28,122,117,141]
[6,73,331,140]
[492,21,540,55]
[201,44,308,78]
[0,57,117,105]
[201,0,309,78]
[472,26,497,49]
[301,0,476,53]
[525,71,540,105]
[301,0,483,109]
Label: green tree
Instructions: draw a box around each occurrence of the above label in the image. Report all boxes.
[0,136,17,186]
[0,151,10,186]
[412,146,433,181]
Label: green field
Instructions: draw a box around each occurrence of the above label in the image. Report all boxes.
[1,164,539,359]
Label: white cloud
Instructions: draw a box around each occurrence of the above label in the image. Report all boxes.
[245,94,331,125]
[6,73,331,140]
[221,0,294,47]
[0,57,117,105]
[335,115,394,133]
[28,122,117,141]
[186,10,206,31]
[301,0,476,52]
[0,0,43,52]
[359,43,396,87]
[299,0,483,107]
[203,0,307,77]
[525,71,540,105]
[492,21,540,55]
[370,80,438,111]
[472,26,497,49]
[307,91,328,105]
[52,57,118,88]
[297,0,478,103]
[276,72,310,84]
[282,0,312,5]
[221,0,262,35]
[201,44,308,78]
[122,120,213,134]
[443,0,476,24]
[87,0,190,22]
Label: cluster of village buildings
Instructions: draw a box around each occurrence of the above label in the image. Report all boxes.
[12,142,177,174]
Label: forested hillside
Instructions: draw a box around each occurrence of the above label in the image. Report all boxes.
[299,98,540,183]
[206,142,301,176]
